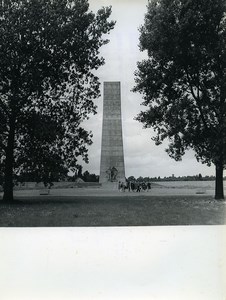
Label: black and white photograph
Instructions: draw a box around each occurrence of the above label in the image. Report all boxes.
[0,0,225,299]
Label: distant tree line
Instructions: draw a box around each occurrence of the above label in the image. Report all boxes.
[3,169,99,184]
[1,171,223,188]
[127,174,225,182]
[68,170,99,182]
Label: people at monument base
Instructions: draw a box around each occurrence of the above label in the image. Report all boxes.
[118,180,152,193]
[118,181,125,192]
[118,181,121,191]
[130,182,135,192]
[142,182,147,191]
[126,180,131,192]
[147,182,151,190]
[136,182,141,192]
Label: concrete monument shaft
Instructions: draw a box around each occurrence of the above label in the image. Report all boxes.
[99,82,125,183]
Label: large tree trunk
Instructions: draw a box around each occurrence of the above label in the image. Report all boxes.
[3,118,16,202]
[215,160,224,200]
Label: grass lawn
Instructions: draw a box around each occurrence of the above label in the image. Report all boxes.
[0,194,225,226]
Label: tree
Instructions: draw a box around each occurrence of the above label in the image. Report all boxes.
[0,0,115,201]
[198,173,203,181]
[133,0,226,199]
[82,170,99,182]
[137,176,144,182]
[127,175,136,182]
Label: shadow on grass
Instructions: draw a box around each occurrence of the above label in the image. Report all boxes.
[0,195,225,227]
[0,195,151,205]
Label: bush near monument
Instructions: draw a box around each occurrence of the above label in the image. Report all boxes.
[133,0,226,199]
[0,0,115,202]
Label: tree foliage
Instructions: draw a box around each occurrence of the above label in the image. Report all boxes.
[82,170,99,182]
[133,0,226,199]
[0,0,115,200]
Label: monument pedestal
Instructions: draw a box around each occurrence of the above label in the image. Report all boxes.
[101,181,118,190]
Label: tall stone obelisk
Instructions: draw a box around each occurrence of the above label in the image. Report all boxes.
[99,82,125,185]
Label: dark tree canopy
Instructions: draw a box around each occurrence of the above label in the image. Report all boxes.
[0,0,115,201]
[133,0,226,199]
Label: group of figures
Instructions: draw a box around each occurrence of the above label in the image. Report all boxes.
[118,181,152,192]
[106,166,118,182]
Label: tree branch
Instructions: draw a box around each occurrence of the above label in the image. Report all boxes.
[0,138,7,151]
[184,68,209,130]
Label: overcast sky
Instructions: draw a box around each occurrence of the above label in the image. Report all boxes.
[80,0,218,178]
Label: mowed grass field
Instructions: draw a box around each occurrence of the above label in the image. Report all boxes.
[0,194,225,226]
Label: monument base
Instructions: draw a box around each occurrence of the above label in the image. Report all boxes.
[101,181,119,190]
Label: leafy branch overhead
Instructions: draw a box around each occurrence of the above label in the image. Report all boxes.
[0,0,115,200]
[133,0,226,199]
